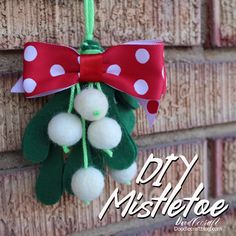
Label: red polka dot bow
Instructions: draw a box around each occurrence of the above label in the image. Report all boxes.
[12,40,166,124]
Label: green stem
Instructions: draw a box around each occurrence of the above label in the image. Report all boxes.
[103,149,113,158]
[62,85,76,153]
[67,85,75,113]
[63,145,70,154]
[95,82,102,92]
[95,83,115,157]
[84,200,91,205]
[76,83,81,93]
[89,83,94,88]
[82,118,89,168]
[75,82,88,169]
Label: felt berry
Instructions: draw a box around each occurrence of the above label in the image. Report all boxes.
[87,117,122,150]
[71,167,104,201]
[74,88,108,121]
[47,113,82,146]
[111,162,137,184]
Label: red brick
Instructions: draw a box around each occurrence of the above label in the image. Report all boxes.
[223,138,236,195]
[210,1,236,47]
[0,73,47,152]
[0,0,201,49]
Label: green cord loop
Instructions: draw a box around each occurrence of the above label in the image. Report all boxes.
[79,0,111,169]
[84,0,95,41]
[79,40,104,54]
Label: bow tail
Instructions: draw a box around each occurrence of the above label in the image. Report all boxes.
[137,99,160,127]
[11,76,25,93]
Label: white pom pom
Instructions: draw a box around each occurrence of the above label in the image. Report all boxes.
[71,167,104,201]
[48,113,82,146]
[74,88,108,121]
[88,117,122,149]
[111,162,137,184]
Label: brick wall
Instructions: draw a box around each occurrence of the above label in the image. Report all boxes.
[0,0,235,235]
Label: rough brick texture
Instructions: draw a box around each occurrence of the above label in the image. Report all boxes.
[223,138,236,195]
[210,0,236,47]
[0,0,201,49]
[0,141,206,236]
[0,73,47,152]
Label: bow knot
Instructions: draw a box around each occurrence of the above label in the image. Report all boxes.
[80,54,103,82]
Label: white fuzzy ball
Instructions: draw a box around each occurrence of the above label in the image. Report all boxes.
[48,113,82,146]
[88,117,122,149]
[74,88,108,121]
[111,162,137,184]
[71,167,104,201]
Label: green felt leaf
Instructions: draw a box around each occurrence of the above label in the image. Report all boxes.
[63,141,85,194]
[116,103,135,134]
[101,84,136,130]
[100,84,138,170]
[90,147,106,174]
[115,91,139,110]
[35,144,64,205]
[22,90,70,163]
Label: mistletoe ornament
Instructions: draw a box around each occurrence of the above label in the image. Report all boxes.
[11,0,166,205]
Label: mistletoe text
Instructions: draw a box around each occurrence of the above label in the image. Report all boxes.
[99,154,229,219]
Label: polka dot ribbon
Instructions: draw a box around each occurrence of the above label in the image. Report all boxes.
[11,40,166,118]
